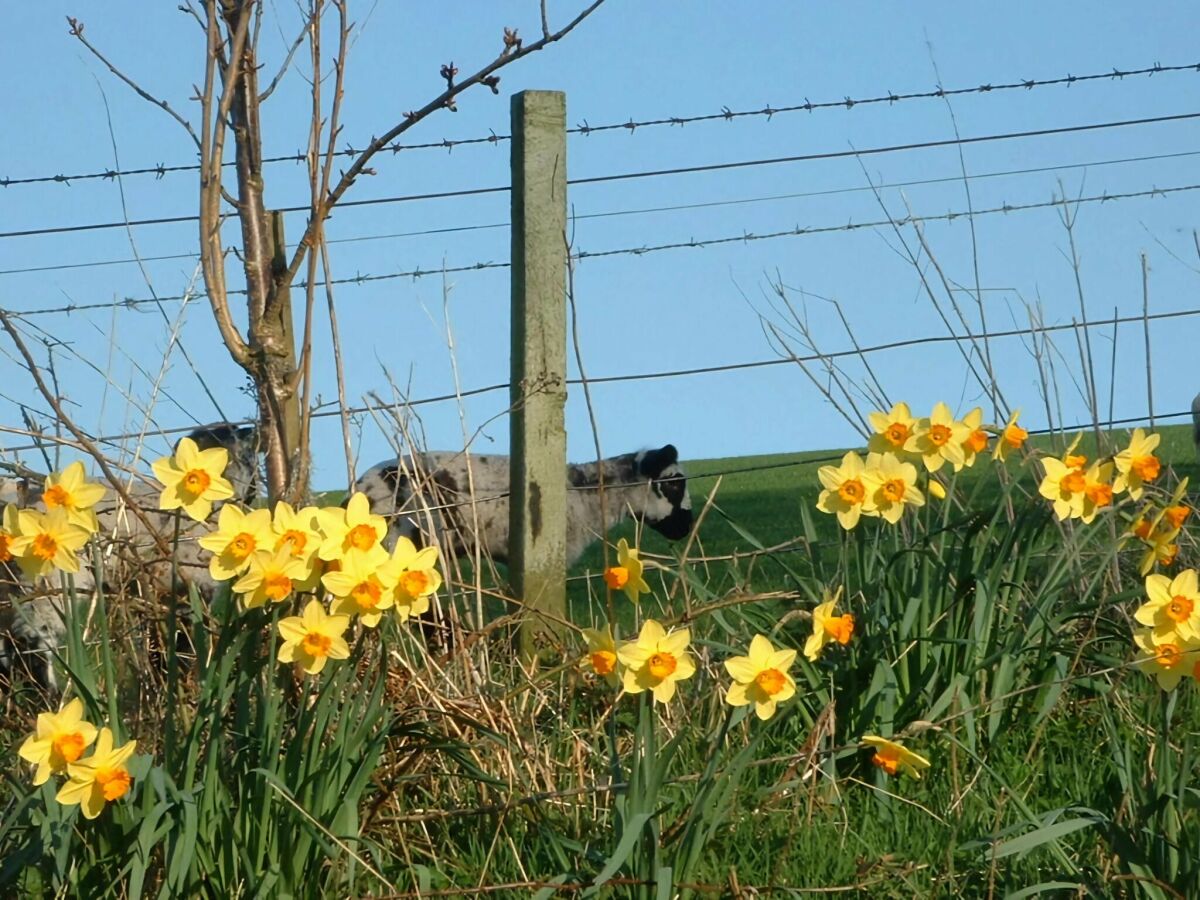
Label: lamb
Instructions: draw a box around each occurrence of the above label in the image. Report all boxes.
[353,444,693,565]
[0,424,260,688]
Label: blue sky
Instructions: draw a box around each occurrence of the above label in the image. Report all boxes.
[1,2,1198,488]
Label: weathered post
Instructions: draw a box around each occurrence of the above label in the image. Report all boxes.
[510,90,568,657]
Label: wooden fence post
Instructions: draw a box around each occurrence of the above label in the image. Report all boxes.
[509,90,568,657]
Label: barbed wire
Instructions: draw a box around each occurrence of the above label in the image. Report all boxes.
[4,299,1199,457]
[2,60,1196,188]
[5,147,1197,278]
[10,177,1198,318]
[5,109,1199,241]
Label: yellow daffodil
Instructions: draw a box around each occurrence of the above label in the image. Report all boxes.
[1113,428,1162,500]
[1139,527,1181,576]
[927,479,947,500]
[816,451,875,530]
[957,407,989,469]
[604,537,651,603]
[904,402,969,473]
[724,634,798,721]
[992,409,1029,461]
[151,436,235,522]
[1079,462,1115,525]
[0,504,18,564]
[1037,457,1088,521]
[317,492,389,565]
[861,735,931,779]
[271,501,322,561]
[862,452,924,524]
[232,547,310,609]
[10,508,90,578]
[867,402,917,457]
[1135,569,1200,643]
[617,619,696,703]
[380,536,442,623]
[1133,629,1200,691]
[277,599,351,675]
[197,505,274,581]
[269,501,323,591]
[55,727,137,819]
[581,625,620,686]
[41,461,106,533]
[804,590,855,661]
[17,698,98,786]
[324,549,398,628]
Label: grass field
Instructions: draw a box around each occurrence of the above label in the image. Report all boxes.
[3,420,1199,897]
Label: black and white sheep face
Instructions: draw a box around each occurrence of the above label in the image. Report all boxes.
[632,445,693,542]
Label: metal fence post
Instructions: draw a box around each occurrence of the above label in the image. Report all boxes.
[509,90,568,656]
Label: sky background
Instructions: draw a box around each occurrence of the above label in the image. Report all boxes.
[1,2,1198,489]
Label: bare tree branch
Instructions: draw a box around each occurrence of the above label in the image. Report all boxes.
[258,9,316,102]
[281,0,607,287]
[66,16,202,149]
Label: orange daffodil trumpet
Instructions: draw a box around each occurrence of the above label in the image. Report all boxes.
[152,436,235,522]
[581,625,620,686]
[18,698,98,786]
[805,588,855,661]
[41,461,106,533]
[724,634,798,720]
[1113,428,1162,500]
[861,736,931,779]
[617,619,696,703]
[992,409,1029,461]
[604,537,650,603]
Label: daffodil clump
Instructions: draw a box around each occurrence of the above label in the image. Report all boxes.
[2,460,106,579]
[148,440,445,678]
[817,402,1035,532]
[17,699,140,820]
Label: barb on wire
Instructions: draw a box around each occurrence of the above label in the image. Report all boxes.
[9,178,1200,318]
[2,59,1196,188]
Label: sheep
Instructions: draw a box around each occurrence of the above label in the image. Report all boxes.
[353,444,693,566]
[0,424,260,689]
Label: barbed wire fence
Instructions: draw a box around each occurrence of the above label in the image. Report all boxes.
[1,55,1197,480]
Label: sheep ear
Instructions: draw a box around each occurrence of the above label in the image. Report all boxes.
[639,444,679,477]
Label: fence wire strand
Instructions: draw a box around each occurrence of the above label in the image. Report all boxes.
[2,59,1195,188]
